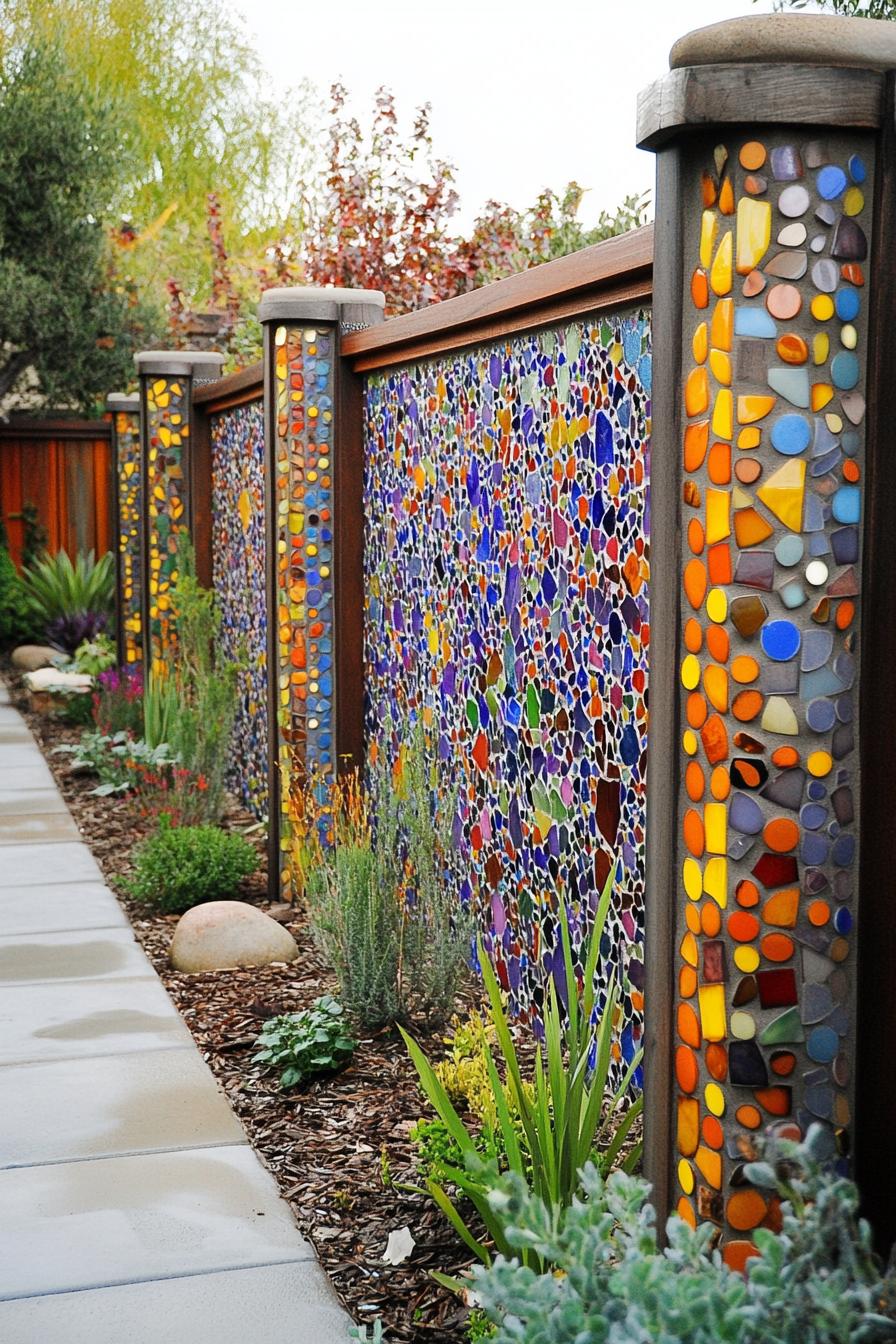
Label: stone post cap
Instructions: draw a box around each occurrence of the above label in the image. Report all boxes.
[105,392,140,411]
[258,286,386,325]
[670,13,896,71]
[133,350,224,379]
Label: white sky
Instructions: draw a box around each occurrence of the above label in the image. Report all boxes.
[238,0,780,231]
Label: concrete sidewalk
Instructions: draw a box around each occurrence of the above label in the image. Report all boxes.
[0,681,352,1343]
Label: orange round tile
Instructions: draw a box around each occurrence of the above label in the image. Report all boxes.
[688,517,706,554]
[808,899,831,927]
[686,903,701,934]
[684,617,703,652]
[732,689,763,722]
[675,1045,700,1093]
[734,457,762,485]
[680,966,698,998]
[684,558,708,609]
[727,1189,768,1232]
[763,817,799,852]
[771,746,800,768]
[739,140,767,170]
[771,1051,796,1077]
[842,459,860,482]
[728,911,760,942]
[760,933,795,962]
[687,692,708,729]
[677,1196,697,1229]
[685,760,706,801]
[735,1104,762,1130]
[735,879,760,908]
[701,901,722,936]
[775,334,808,365]
[706,626,730,663]
[708,441,732,485]
[731,655,760,684]
[723,1241,762,1274]
[702,1115,725,1149]
[683,809,705,857]
[710,766,731,801]
[704,664,729,711]
[836,600,855,630]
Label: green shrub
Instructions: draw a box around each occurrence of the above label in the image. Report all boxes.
[0,529,34,648]
[72,633,116,676]
[401,864,642,1272]
[471,1126,896,1344]
[294,718,471,1030]
[17,549,114,645]
[161,534,240,823]
[122,817,258,913]
[253,995,355,1089]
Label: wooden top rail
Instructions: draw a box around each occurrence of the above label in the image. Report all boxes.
[193,362,263,415]
[0,417,111,440]
[341,223,654,373]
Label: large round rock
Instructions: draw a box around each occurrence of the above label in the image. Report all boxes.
[11,645,61,672]
[169,901,299,973]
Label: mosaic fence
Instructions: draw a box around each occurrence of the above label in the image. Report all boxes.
[144,375,191,672]
[364,314,651,1055]
[113,408,143,664]
[272,324,336,891]
[674,134,868,1262]
[210,399,268,820]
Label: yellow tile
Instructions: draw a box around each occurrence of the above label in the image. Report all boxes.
[704,801,727,854]
[709,349,732,385]
[735,197,771,274]
[693,322,708,364]
[737,427,761,450]
[710,231,733,296]
[712,389,733,440]
[703,857,727,907]
[711,298,733,351]
[700,210,718,269]
[698,984,727,1042]
[757,458,806,532]
[736,395,776,425]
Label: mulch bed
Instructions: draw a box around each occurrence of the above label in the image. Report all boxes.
[10,677,485,1342]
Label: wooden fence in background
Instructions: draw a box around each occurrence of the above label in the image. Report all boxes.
[0,418,112,568]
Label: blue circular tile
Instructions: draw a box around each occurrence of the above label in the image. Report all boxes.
[775,535,804,567]
[770,414,812,456]
[760,619,801,661]
[831,352,859,391]
[834,289,860,322]
[806,698,836,732]
[817,165,847,200]
[807,1026,839,1064]
[834,907,853,934]
[848,153,867,185]
[800,803,828,830]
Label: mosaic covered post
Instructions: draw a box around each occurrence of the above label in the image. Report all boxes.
[134,350,224,671]
[106,392,143,665]
[639,15,896,1256]
[259,287,385,897]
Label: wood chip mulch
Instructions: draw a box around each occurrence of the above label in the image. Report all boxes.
[11,680,484,1343]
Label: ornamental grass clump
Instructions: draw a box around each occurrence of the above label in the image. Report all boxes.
[122,816,258,913]
[290,719,471,1030]
[16,549,114,652]
[401,864,642,1274]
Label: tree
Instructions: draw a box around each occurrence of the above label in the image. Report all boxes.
[761,0,896,16]
[0,0,316,314]
[0,41,157,412]
[301,84,650,318]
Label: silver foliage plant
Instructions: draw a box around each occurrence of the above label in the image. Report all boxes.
[470,1126,896,1344]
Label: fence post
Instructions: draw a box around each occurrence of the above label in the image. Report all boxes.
[133,350,224,671]
[258,287,385,899]
[637,14,896,1256]
[106,393,143,666]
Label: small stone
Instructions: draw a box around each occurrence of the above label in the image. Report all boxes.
[10,645,62,672]
[23,668,93,693]
[169,901,299,972]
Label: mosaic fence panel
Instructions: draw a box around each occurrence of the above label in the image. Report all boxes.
[674,134,869,1263]
[273,324,336,891]
[211,400,268,820]
[113,408,143,664]
[364,314,651,1054]
[144,375,191,672]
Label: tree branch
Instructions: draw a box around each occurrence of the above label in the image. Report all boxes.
[0,351,34,404]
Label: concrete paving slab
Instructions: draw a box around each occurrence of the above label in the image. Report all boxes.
[0,811,80,844]
[0,746,50,767]
[0,1048,245,1168]
[0,976,191,1065]
[0,1261,352,1343]
[0,789,68,816]
[0,1145,313,1299]
[0,725,32,744]
[0,882,126,935]
[0,841,103,887]
[0,927,154,985]
[0,764,56,790]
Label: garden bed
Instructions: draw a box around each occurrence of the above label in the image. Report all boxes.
[13,676,482,1343]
